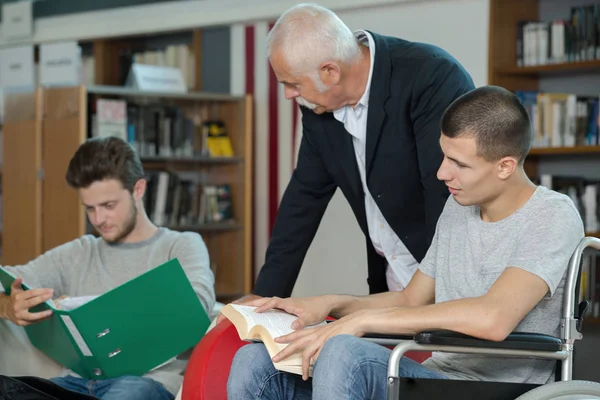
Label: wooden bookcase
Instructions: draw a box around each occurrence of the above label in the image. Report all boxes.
[488,0,600,241]
[2,91,43,266]
[42,87,88,253]
[0,25,255,300]
[2,85,253,302]
[489,0,600,334]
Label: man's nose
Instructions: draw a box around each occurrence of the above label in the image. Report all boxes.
[284,86,299,99]
[437,159,451,182]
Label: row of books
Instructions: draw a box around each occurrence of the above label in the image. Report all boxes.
[540,175,599,233]
[144,170,234,228]
[118,44,196,89]
[90,98,234,158]
[517,3,600,67]
[516,91,599,148]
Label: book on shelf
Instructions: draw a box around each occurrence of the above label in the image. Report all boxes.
[118,44,195,89]
[220,304,327,377]
[91,97,236,159]
[144,170,235,228]
[203,120,234,157]
[579,249,600,318]
[516,4,600,67]
[537,175,600,320]
[93,99,128,141]
[538,174,599,233]
[516,91,599,148]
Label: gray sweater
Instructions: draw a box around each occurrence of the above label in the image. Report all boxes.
[5,227,216,395]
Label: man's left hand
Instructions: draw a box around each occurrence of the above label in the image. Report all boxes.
[271,311,366,381]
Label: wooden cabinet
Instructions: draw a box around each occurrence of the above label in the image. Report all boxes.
[2,85,253,301]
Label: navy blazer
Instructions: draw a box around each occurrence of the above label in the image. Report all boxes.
[253,32,475,296]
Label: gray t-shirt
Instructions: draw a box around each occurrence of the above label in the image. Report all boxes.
[4,227,216,395]
[420,186,584,384]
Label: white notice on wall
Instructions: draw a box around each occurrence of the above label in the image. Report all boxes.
[2,2,33,40]
[125,63,187,93]
[39,41,82,87]
[0,45,35,90]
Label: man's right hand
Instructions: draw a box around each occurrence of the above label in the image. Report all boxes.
[215,293,263,325]
[2,277,54,326]
[252,295,334,330]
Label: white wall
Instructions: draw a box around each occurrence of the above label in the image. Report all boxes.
[292,0,490,297]
[0,0,452,48]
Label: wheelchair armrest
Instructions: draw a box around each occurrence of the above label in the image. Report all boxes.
[414,330,562,352]
[363,333,414,341]
[362,332,414,346]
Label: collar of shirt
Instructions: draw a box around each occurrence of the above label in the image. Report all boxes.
[333,30,376,125]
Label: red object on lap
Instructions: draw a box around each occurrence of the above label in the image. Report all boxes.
[182,319,430,400]
[182,320,248,400]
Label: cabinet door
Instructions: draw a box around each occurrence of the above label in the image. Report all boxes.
[3,90,43,265]
[42,86,87,253]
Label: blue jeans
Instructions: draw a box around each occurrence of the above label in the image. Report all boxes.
[50,375,174,400]
[227,334,447,400]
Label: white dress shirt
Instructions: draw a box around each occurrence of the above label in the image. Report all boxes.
[333,30,419,291]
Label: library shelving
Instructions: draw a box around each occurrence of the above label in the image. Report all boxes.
[2,85,253,302]
[489,0,600,323]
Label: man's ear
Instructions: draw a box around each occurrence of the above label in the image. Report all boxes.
[318,61,341,85]
[133,178,147,201]
[497,156,518,180]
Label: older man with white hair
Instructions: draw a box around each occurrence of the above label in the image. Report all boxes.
[230,2,475,306]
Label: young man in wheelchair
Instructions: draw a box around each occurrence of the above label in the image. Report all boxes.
[226,85,585,400]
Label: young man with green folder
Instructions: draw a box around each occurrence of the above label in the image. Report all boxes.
[0,136,215,400]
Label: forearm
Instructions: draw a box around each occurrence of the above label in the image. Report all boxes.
[357,297,503,341]
[329,291,410,319]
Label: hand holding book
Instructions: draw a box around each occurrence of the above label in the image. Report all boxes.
[221,297,367,381]
[269,309,367,381]
[1,259,211,380]
[0,276,54,326]
[250,295,334,330]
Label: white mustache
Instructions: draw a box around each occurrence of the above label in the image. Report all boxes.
[295,97,317,110]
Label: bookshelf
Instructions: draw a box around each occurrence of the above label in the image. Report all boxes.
[489,0,600,201]
[497,59,600,75]
[489,0,600,325]
[528,146,600,156]
[2,86,253,302]
[0,27,252,300]
[90,29,203,89]
[0,25,214,269]
[91,85,253,302]
[2,91,43,266]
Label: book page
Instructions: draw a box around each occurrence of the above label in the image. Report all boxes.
[230,304,325,339]
[56,295,99,311]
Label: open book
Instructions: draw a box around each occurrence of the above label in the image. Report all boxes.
[220,304,327,377]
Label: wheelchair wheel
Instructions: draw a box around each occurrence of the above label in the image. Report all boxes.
[514,380,600,400]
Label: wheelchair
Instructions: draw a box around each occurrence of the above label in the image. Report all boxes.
[374,236,600,400]
[182,237,600,400]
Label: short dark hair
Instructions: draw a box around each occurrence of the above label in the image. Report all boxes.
[440,85,532,164]
[66,136,145,192]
